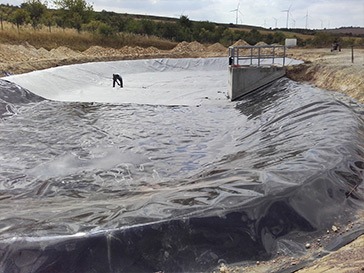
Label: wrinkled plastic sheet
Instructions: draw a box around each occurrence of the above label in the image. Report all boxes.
[0,58,363,272]
[3,57,301,106]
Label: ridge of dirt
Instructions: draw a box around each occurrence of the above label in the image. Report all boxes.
[0,41,226,75]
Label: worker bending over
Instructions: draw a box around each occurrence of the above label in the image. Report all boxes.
[113,74,123,88]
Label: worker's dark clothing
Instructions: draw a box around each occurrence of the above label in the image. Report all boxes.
[113,74,123,88]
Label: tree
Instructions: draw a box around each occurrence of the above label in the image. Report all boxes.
[310,32,336,47]
[220,28,234,46]
[83,19,101,33]
[21,0,47,30]
[125,18,142,34]
[53,0,93,32]
[11,8,30,32]
[97,22,115,37]
[140,19,156,36]
[272,31,286,44]
[179,15,192,29]
[0,6,5,30]
[245,29,262,45]
[42,10,54,32]
[157,22,179,40]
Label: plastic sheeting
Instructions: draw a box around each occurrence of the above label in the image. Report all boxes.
[4,58,230,106]
[3,57,301,106]
[0,58,363,273]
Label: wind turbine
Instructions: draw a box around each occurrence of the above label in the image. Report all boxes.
[291,18,296,28]
[304,10,309,29]
[273,17,278,28]
[230,1,243,25]
[303,10,316,29]
[281,4,292,29]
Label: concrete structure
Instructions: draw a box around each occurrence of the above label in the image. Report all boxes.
[229,65,286,100]
[228,45,287,101]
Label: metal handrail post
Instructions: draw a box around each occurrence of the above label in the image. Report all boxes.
[272,46,275,64]
[250,47,253,65]
[283,46,286,66]
[236,47,239,66]
[232,47,235,65]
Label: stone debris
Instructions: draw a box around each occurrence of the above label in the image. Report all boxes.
[332,225,339,233]
[219,263,229,273]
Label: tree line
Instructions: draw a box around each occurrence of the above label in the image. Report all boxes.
[0,0,361,48]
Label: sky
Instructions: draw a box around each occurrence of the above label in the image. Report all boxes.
[1,0,363,29]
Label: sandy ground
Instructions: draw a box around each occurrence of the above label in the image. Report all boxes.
[0,42,363,272]
[286,47,364,104]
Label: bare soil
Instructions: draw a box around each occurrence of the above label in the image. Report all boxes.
[0,41,363,272]
[286,47,364,104]
[0,41,227,75]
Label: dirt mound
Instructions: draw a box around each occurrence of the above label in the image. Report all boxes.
[83,46,120,57]
[50,46,82,58]
[172,41,206,53]
[232,39,250,47]
[120,46,159,56]
[255,41,268,46]
[143,46,161,54]
[251,41,273,55]
[37,47,50,57]
[0,43,49,62]
[118,46,140,55]
[207,43,227,52]
[83,45,161,57]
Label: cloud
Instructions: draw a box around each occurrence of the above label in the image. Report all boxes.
[0,0,363,28]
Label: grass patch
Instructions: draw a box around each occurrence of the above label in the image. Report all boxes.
[0,22,177,51]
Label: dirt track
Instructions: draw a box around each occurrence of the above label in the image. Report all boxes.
[0,42,363,272]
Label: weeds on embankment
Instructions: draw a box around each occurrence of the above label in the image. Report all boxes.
[0,22,177,51]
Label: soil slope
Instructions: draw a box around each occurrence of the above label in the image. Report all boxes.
[287,47,364,103]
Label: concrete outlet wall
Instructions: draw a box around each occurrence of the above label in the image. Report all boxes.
[229,66,286,101]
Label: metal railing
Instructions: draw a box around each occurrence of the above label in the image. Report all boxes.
[228,45,287,67]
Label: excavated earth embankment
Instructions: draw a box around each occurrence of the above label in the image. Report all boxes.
[286,48,364,104]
